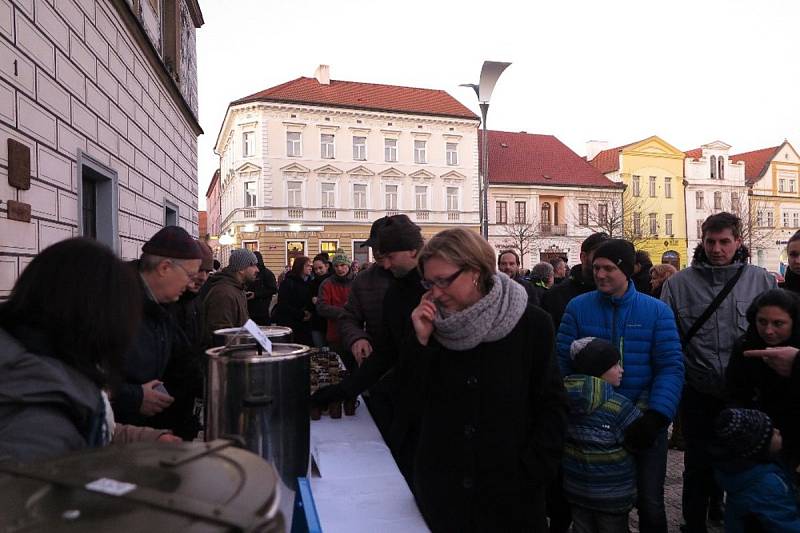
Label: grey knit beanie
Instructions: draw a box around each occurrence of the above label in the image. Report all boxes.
[228,248,257,272]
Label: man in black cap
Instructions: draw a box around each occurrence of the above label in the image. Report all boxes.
[541,232,610,330]
[556,238,684,533]
[203,248,259,344]
[113,226,204,427]
[312,215,426,482]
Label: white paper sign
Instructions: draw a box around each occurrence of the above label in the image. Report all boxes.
[243,319,272,354]
[85,477,137,496]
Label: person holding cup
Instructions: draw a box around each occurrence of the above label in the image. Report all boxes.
[407,228,567,532]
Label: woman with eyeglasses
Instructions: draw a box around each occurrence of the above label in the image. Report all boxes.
[407,228,567,532]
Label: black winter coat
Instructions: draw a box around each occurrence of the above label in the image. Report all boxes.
[540,264,596,329]
[726,330,800,468]
[782,268,800,295]
[632,265,652,296]
[113,274,174,425]
[272,273,313,345]
[409,304,567,532]
[309,272,331,334]
[247,265,277,326]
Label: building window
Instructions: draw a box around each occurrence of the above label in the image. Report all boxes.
[244,181,257,207]
[633,212,641,235]
[649,176,657,197]
[353,184,367,209]
[515,201,526,223]
[756,210,764,226]
[446,187,459,211]
[496,201,507,224]
[541,202,551,224]
[243,131,254,157]
[767,210,774,227]
[415,186,428,210]
[794,212,800,227]
[287,181,302,207]
[385,184,398,210]
[714,191,722,210]
[632,175,640,197]
[696,191,704,209]
[784,211,791,227]
[320,134,335,159]
[287,132,302,157]
[718,157,724,180]
[710,155,717,179]
[649,213,658,235]
[731,192,739,213]
[320,240,338,255]
[791,180,797,193]
[578,203,589,226]
[353,136,366,160]
[780,179,786,193]
[598,203,608,223]
[446,143,458,166]
[286,240,306,266]
[414,140,427,164]
[664,177,672,198]
[665,213,673,236]
[242,240,259,252]
[384,138,398,162]
[78,152,118,249]
[697,220,703,239]
[321,183,335,208]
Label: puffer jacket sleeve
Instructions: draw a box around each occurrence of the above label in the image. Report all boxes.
[646,302,685,420]
[745,470,800,533]
[555,299,580,377]
[339,283,371,351]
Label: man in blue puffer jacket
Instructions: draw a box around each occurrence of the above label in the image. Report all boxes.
[557,239,684,533]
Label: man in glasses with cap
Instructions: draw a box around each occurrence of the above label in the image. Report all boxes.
[113,226,204,428]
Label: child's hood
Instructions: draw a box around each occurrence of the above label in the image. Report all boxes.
[563,374,614,416]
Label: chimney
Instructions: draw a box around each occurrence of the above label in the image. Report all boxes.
[314,64,330,85]
[586,140,608,161]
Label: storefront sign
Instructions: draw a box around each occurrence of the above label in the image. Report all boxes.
[267,225,324,232]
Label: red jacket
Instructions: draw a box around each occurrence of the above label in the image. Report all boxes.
[316,273,354,344]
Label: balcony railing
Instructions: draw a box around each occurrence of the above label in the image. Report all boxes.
[288,208,304,218]
[222,207,478,227]
[354,209,369,220]
[539,223,567,236]
[447,211,460,221]
[386,210,399,217]
[416,210,430,221]
[243,208,256,219]
[321,209,336,219]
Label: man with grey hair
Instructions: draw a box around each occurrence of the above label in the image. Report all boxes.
[531,262,555,289]
[203,248,259,344]
[113,226,204,427]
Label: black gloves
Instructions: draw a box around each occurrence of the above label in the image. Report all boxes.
[310,384,347,408]
[624,410,670,452]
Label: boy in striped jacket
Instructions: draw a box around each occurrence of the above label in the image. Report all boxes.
[563,337,642,533]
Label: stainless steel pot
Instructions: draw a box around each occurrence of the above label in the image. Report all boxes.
[212,325,293,347]
[205,343,310,491]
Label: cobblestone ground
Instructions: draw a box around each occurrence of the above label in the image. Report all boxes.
[628,449,723,533]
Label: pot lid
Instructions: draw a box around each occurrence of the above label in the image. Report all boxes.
[206,343,310,362]
[213,325,292,338]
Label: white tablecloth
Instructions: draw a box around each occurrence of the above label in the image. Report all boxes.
[309,398,429,533]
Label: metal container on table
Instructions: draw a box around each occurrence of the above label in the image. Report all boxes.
[212,325,293,347]
[205,342,310,491]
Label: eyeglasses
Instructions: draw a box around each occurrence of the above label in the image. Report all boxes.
[421,268,464,290]
[170,260,200,280]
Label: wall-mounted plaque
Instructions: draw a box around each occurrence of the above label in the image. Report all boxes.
[8,139,31,190]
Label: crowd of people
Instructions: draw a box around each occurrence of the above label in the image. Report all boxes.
[2,211,800,532]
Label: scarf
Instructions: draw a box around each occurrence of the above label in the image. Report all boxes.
[433,272,528,351]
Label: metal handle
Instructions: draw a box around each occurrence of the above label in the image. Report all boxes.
[242,395,273,407]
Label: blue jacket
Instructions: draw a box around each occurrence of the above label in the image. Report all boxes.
[556,282,684,419]
[716,461,800,533]
[562,374,642,513]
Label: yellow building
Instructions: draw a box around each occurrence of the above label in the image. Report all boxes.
[589,136,689,268]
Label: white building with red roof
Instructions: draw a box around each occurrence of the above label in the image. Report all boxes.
[732,141,800,271]
[213,65,480,269]
[683,141,747,259]
[484,130,623,268]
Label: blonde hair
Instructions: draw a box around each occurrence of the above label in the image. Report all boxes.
[650,263,677,279]
[418,228,496,293]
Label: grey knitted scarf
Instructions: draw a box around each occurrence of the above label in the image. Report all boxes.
[433,272,528,351]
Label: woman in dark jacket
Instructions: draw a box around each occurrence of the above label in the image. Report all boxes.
[408,228,568,532]
[247,251,278,325]
[783,230,800,294]
[272,256,314,345]
[726,289,800,469]
[0,238,143,462]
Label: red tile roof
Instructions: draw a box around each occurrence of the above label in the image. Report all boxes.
[205,169,220,199]
[731,145,781,185]
[684,148,703,160]
[481,130,622,188]
[234,77,479,120]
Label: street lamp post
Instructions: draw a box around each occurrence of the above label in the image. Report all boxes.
[461,61,511,239]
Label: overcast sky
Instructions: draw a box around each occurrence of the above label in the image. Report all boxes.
[195,0,800,208]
